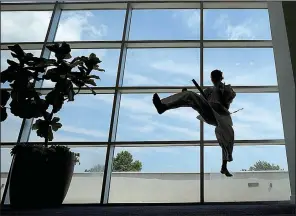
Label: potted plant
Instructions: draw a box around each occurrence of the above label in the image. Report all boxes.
[0,42,104,208]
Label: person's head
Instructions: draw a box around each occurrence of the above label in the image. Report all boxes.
[211,69,224,85]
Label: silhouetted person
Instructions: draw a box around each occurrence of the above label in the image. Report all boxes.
[153,70,236,177]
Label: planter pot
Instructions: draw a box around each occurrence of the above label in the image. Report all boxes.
[9,148,75,209]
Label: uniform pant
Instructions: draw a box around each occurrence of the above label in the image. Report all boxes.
[161,91,234,162]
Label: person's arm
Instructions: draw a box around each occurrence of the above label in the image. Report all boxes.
[221,84,236,109]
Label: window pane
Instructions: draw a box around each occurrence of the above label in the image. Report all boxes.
[130,9,200,40]
[1,50,42,88]
[205,93,284,140]
[109,146,200,203]
[29,94,113,142]
[41,49,120,88]
[204,93,284,140]
[1,148,12,202]
[63,147,106,203]
[116,94,200,141]
[204,145,290,202]
[1,11,52,42]
[55,10,126,41]
[123,48,200,86]
[204,9,271,40]
[203,48,277,86]
[1,101,22,142]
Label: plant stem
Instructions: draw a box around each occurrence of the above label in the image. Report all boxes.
[44,110,54,148]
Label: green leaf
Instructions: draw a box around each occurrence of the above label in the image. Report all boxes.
[7,60,18,67]
[46,44,59,52]
[88,75,100,79]
[0,107,8,122]
[8,44,25,57]
[1,90,10,106]
[98,68,105,72]
[85,79,96,86]
[11,53,18,58]
[52,117,60,124]
[70,60,83,68]
[64,53,72,59]
[89,53,102,63]
[45,90,64,113]
[51,122,62,132]
[32,122,39,130]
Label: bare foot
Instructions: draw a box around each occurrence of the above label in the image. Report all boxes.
[152,93,166,114]
[221,168,233,177]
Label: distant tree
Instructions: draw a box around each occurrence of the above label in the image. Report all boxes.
[85,164,104,172]
[85,150,142,172]
[241,160,284,171]
[113,151,142,172]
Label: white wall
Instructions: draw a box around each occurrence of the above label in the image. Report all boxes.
[1,171,291,204]
[268,2,296,203]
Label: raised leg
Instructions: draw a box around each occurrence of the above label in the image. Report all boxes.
[152,91,217,126]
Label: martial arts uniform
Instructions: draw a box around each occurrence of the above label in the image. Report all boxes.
[159,82,236,162]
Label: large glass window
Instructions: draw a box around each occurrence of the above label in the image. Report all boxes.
[42,49,120,88]
[204,145,290,202]
[1,11,52,42]
[55,10,126,41]
[123,48,200,86]
[116,94,200,141]
[130,9,200,40]
[63,147,107,203]
[0,2,290,205]
[1,50,42,88]
[204,93,284,140]
[204,9,271,40]
[203,48,277,86]
[29,94,114,142]
[109,146,200,203]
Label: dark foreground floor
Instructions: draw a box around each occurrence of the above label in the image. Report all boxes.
[1,203,295,216]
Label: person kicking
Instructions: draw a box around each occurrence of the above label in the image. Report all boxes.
[152,70,236,177]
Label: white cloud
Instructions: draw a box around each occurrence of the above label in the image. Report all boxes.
[124,73,161,86]
[1,11,52,42]
[1,11,107,42]
[151,59,198,77]
[61,125,107,138]
[55,11,108,41]
[224,65,277,86]
[213,14,255,40]
[172,10,200,35]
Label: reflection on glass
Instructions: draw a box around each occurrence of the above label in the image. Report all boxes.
[29,94,114,142]
[109,146,200,203]
[55,10,126,41]
[123,48,200,86]
[204,48,277,86]
[41,49,120,88]
[204,93,284,140]
[64,147,107,203]
[116,94,200,141]
[204,145,290,202]
[204,9,271,40]
[130,9,200,40]
[1,11,52,42]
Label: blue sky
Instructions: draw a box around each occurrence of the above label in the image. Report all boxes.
[0,9,289,174]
